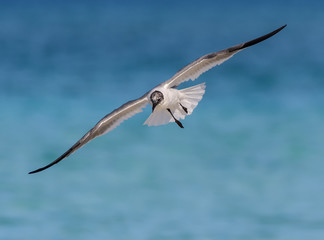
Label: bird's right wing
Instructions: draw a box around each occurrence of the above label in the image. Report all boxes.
[161,25,286,88]
[29,94,149,174]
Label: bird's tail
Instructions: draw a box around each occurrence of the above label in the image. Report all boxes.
[177,82,206,116]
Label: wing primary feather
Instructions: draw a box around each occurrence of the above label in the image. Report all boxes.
[227,24,287,53]
[29,95,148,174]
[28,139,85,174]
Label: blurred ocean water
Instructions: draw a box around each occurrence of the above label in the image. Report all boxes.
[1,1,324,239]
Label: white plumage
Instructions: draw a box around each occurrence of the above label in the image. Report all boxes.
[29,25,286,174]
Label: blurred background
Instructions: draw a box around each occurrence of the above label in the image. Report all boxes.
[1,0,324,239]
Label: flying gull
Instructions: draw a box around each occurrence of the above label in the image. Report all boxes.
[29,25,286,174]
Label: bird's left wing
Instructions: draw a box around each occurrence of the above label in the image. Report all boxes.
[161,25,286,88]
[29,94,149,174]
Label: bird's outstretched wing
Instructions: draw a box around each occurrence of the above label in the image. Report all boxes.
[162,25,286,88]
[29,95,149,174]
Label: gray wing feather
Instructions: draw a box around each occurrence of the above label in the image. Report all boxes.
[163,25,286,88]
[29,95,149,174]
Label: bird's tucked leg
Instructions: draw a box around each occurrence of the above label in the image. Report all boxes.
[179,103,188,114]
[167,108,184,128]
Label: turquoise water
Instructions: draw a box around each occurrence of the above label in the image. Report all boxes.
[1,1,324,239]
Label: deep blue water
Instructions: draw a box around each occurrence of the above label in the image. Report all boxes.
[1,1,324,239]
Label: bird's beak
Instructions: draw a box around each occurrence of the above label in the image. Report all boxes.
[152,102,158,112]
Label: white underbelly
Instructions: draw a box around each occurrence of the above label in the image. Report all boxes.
[160,88,179,109]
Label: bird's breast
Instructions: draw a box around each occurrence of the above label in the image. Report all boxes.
[160,88,179,108]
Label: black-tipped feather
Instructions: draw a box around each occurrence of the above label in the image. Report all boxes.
[28,136,87,174]
[228,24,287,52]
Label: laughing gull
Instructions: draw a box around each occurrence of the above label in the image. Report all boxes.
[29,25,286,174]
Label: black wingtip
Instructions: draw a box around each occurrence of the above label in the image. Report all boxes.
[28,163,55,174]
[228,24,287,53]
[28,148,75,175]
[28,158,63,174]
[29,161,56,174]
[28,166,49,174]
[241,24,287,49]
[28,138,85,175]
[28,169,42,174]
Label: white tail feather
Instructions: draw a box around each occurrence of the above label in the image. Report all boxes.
[179,82,206,115]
